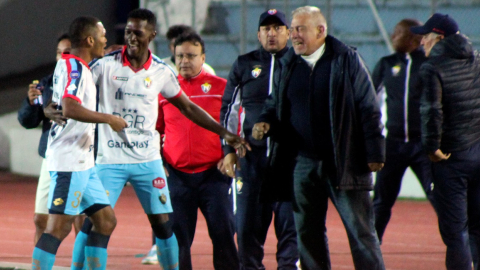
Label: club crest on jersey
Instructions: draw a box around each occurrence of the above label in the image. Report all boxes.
[70,70,80,79]
[251,67,262,78]
[268,9,277,15]
[201,83,212,93]
[153,177,166,189]
[144,77,152,88]
[391,65,401,76]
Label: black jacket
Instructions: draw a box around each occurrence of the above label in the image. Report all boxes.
[420,34,480,153]
[372,49,427,142]
[258,35,385,190]
[221,45,289,154]
[221,45,294,202]
[17,74,53,158]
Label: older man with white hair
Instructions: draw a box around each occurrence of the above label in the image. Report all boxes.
[253,6,386,270]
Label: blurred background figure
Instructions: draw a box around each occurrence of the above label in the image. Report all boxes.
[372,18,435,244]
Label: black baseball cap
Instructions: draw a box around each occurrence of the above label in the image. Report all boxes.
[410,13,459,37]
[258,9,288,28]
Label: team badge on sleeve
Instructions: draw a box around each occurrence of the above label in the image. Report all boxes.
[251,67,262,78]
[70,70,80,79]
[201,83,212,93]
[144,77,152,88]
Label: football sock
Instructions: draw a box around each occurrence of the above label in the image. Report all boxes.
[32,233,61,270]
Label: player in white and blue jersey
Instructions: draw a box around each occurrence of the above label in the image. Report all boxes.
[70,9,250,270]
[32,17,127,270]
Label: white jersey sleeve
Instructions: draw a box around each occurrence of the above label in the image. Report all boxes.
[46,54,97,171]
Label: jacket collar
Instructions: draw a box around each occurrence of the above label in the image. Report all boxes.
[178,68,206,83]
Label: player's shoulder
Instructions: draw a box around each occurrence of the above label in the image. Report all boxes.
[90,50,122,69]
[150,54,177,75]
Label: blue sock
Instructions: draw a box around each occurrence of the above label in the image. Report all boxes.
[71,230,89,269]
[156,234,179,270]
[71,218,93,270]
[85,231,110,270]
[32,233,61,270]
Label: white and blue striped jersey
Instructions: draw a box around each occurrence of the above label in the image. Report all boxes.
[91,47,181,164]
[46,54,96,171]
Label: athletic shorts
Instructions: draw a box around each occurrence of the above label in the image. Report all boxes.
[95,159,173,214]
[35,159,51,214]
[48,167,110,215]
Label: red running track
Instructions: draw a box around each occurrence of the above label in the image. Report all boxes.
[0,171,446,269]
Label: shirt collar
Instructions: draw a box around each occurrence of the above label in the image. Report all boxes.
[121,45,153,71]
[61,52,90,70]
[178,68,205,82]
[301,43,326,69]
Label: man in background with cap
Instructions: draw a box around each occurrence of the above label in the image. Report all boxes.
[412,13,480,270]
[221,9,299,270]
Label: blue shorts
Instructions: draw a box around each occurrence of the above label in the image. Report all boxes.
[48,167,110,215]
[95,159,173,214]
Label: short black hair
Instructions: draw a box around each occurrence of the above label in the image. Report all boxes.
[57,33,70,43]
[128,8,156,29]
[166,25,195,41]
[174,32,205,54]
[69,16,100,48]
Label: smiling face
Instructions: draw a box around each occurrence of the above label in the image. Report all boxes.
[124,18,156,59]
[290,13,326,56]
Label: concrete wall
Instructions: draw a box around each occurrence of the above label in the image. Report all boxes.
[0,0,117,78]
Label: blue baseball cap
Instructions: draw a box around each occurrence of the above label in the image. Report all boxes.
[410,13,459,37]
[258,9,288,28]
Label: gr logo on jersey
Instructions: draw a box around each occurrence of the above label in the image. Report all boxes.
[201,83,212,93]
[252,67,262,78]
[153,177,166,189]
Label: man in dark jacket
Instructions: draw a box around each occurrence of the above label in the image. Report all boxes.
[17,34,84,245]
[221,9,298,269]
[412,13,480,270]
[371,18,435,244]
[253,6,385,270]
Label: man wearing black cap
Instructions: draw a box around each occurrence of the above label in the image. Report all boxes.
[220,8,299,270]
[412,13,480,270]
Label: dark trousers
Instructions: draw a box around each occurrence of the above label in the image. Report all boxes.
[237,147,298,270]
[293,156,385,270]
[166,163,239,270]
[373,139,435,242]
[432,141,480,270]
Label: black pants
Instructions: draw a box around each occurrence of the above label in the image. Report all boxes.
[167,163,239,270]
[236,147,298,270]
[432,141,480,270]
[373,139,435,242]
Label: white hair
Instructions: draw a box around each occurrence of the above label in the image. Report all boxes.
[291,6,327,33]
